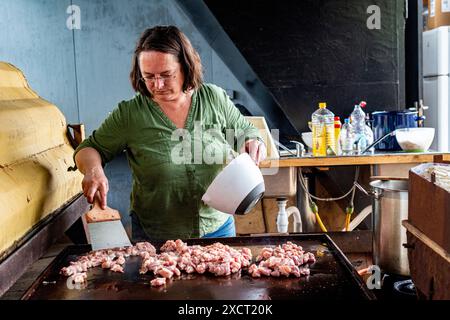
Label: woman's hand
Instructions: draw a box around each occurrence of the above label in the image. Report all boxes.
[82,166,109,209]
[75,147,109,209]
[242,139,267,166]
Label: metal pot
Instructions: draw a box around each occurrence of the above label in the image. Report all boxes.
[370,180,410,276]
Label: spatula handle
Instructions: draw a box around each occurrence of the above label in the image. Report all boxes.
[86,210,121,223]
[85,197,121,223]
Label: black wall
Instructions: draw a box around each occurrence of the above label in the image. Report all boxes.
[205,0,406,134]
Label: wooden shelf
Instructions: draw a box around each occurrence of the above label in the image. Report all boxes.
[259,152,450,168]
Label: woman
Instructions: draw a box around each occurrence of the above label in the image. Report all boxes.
[74,26,266,242]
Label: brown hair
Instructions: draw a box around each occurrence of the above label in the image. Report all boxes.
[130,26,203,98]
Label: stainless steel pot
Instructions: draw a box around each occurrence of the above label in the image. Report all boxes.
[370,180,410,276]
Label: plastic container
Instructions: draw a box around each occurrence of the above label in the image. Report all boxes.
[312,102,336,156]
[365,116,374,146]
[350,101,368,153]
[395,127,435,152]
[201,153,265,215]
[339,118,354,155]
[301,131,313,151]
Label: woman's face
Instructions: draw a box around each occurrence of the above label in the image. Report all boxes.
[138,51,185,102]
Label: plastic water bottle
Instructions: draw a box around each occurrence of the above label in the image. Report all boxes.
[339,118,354,155]
[312,102,336,156]
[365,113,374,147]
[350,101,368,153]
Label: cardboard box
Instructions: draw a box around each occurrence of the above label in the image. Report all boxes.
[428,0,450,30]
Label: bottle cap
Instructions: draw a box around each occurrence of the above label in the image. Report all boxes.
[359,101,367,108]
[334,116,341,128]
[344,118,350,123]
[319,102,327,108]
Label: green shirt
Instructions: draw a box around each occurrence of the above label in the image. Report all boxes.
[74,83,261,239]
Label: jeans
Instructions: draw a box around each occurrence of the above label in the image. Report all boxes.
[202,216,236,238]
[130,212,236,242]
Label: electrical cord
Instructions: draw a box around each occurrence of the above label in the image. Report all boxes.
[349,166,359,205]
[298,167,360,202]
[298,166,361,232]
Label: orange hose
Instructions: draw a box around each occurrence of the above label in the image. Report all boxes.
[345,214,351,231]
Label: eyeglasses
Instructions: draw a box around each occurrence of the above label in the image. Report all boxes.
[140,73,176,85]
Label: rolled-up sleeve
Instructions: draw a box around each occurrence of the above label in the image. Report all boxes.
[73,103,128,167]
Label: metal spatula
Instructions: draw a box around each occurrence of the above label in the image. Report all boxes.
[85,196,132,251]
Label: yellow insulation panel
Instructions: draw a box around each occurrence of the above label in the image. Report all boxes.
[0,62,35,89]
[0,98,68,166]
[0,62,83,256]
[0,145,83,254]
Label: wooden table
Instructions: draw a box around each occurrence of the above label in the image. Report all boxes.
[259,151,450,168]
[244,151,450,235]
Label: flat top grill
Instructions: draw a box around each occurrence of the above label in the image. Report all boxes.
[22,234,376,300]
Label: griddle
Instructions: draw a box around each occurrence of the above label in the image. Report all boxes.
[21,234,376,300]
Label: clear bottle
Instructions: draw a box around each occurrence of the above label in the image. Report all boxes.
[365,113,374,146]
[339,118,354,155]
[350,101,368,153]
[312,102,336,156]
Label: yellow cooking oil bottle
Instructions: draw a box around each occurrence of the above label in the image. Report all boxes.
[312,102,336,156]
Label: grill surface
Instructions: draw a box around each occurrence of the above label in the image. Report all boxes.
[22,234,376,300]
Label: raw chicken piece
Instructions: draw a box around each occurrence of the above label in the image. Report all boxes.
[157,267,174,279]
[150,277,166,287]
[135,242,156,254]
[72,272,87,284]
[151,240,252,277]
[110,264,124,273]
[101,259,112,269]
[60,239,325,288]
[248,242,315,278]
[116,256,126,265]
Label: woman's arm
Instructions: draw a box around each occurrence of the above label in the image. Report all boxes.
[73,102,129,208]
[75,147,109,209]
[216,86,267,165]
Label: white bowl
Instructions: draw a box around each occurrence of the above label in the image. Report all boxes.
[201,153,265,215]
[395,127,435,152]
[301,132,314,151]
